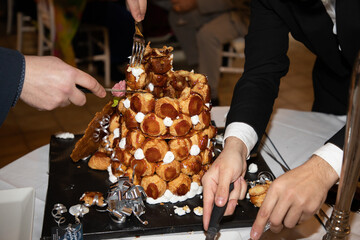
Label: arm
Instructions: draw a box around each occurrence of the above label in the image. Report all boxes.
[250,155,339,239]
[0,47,24,125]
[202,136,248,230]
[20,55,106,110]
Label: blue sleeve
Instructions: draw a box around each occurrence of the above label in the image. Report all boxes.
[0,47,25,126]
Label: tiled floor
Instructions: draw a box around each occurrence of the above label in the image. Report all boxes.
[0,18,315,168]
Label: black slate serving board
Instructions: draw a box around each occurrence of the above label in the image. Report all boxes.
[41,134,274,239]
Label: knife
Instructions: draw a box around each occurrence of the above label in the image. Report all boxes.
[76,85,147,94]
[205,182,234,240]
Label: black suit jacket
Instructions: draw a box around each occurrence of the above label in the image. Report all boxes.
[0,47,25,126]
[226,0,360,150]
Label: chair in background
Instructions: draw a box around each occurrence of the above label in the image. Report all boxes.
[16,12,36,52]
[37,0,111,86]
[6,0,13,34]
[219,37,245,74]
[37,0,55,55]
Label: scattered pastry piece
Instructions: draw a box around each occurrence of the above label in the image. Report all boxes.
[80,191,106,207]
[248,181,272,207]
[193,206,203,216]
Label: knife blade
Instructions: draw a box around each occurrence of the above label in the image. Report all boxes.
[205,182,234,240]
[76,85,147,94]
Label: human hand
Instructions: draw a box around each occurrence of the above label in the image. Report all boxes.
[171,0,197,13]
[250,155,339,240]
[202,137,248,230]
[20,56,106,110]
[126,0,147,22]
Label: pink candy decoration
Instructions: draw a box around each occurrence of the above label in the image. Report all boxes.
[111,80,126,97]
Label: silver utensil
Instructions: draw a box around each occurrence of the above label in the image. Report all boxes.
[129,22,145,67]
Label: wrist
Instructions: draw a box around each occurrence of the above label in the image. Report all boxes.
[224,136,248,162]
[306,155,339,189]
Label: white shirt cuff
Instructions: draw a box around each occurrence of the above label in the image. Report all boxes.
[313,142,343,177]
[224,122,258,159]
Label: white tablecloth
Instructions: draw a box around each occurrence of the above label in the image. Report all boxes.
[1,107,359,240]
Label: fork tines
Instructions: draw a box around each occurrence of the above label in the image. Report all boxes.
[130,22,145,67]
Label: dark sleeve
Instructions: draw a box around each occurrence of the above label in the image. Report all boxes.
[225,0,290,146]
[0,47,25,126]
[326,126,345,150]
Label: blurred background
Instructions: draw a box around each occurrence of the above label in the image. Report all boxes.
[0,0,315,167]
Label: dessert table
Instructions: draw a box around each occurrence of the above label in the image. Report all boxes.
[1,107,360,240]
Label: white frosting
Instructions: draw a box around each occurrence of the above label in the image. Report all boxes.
[193,206,203,216]
[191,115,200,125]
[107,165,118,183]
[127,66,144,82]
[163,151,175,164]
[148,83,154,92]
[146,182,203,204]
[248,163,258,173]
[246,192,250,199]
[56,132,74,139]
[119,137,126,149]
[135,112,145,123]
[174,205,190,216]
[205,103,210,108]
[163,117,173,127]
[113,128,120,138]
[82,155,91,161]
[123,98,130,109]
[134,148,145,160]
[190,145,200,156]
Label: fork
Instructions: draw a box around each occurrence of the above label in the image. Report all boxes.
[129,22,145,67]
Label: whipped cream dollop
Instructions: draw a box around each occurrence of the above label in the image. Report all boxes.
[135,112,145,123]
[174,205,190,216]
[191,115,200,125]
[163,151,175,164]
[148,83,154,92]
[107,165,118,183]
[190,145,200,156]
[205,103,210,108]
[56,132,74,139]
[123,98,130,109]
[146,182,203,204]
[163,117,173,127]
[127,66,144,82]
[113,128,120,138]
[134,148,145,160]
[119,137,126,149]
[248,163,258,173]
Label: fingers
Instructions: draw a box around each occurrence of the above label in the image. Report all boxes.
[250,192,278,240]
[74,70,106,99]
[202,177,217,231]
[239,176,248,200]
[127,0,147,22]
[224,178,241,216]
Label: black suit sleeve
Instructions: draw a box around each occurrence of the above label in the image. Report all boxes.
[0,47,25,126]
[225,0,290,146]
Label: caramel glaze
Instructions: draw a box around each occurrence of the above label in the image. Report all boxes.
[160,103,178,119]
[189,94,204,116]
[141,114,161,136]
[149,72,168,87]
[146,183,160,199]
[149,56,172,74]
